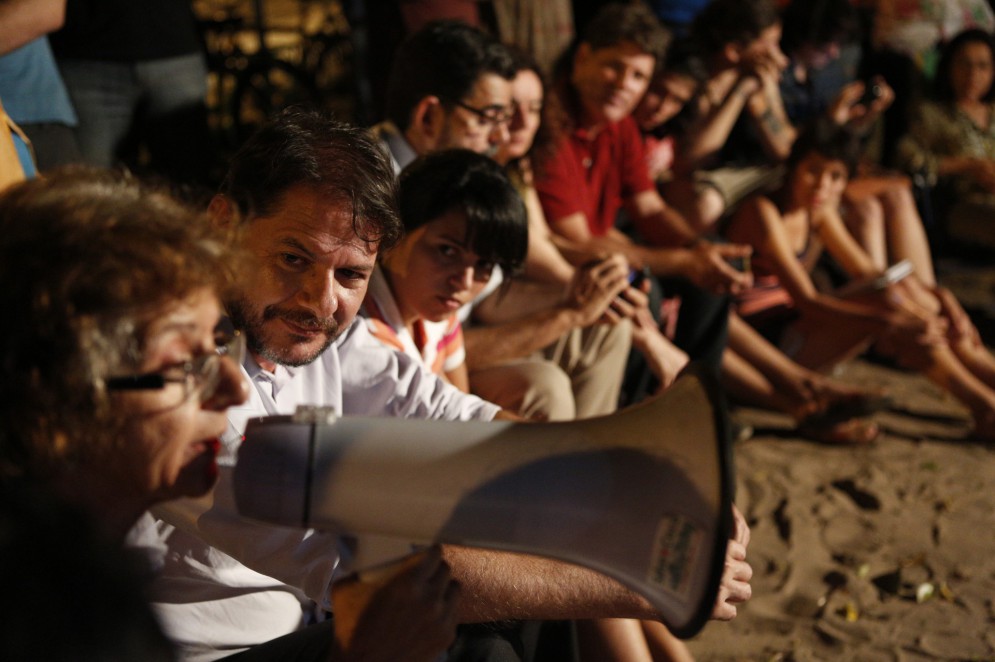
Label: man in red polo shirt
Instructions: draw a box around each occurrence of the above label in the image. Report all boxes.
[536,2,751,367]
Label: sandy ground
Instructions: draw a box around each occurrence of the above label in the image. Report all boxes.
[687,263,995,661]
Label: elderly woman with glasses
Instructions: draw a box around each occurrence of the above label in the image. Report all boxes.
[0,167,249,540]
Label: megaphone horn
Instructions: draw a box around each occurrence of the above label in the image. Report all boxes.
[233,364,733,638]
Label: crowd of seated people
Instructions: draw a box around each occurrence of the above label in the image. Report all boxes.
[4,1,995,661]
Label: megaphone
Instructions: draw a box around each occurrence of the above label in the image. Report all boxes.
[232,365,733,638]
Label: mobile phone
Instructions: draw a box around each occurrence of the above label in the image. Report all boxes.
[627,267,650,289]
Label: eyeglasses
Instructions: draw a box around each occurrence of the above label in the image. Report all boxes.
[106,331,245,405]
[453,100,513,129]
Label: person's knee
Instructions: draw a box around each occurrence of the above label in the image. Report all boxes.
[693,187,726,232]
[845,195,884,236]
[586,320,632,366]
[470,361,576,421]
[519,363,576,421]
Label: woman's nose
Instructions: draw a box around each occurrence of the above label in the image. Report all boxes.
[203,356,249,410]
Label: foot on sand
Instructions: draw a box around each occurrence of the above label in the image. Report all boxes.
[798,416,880,445]
[798,378,893,427]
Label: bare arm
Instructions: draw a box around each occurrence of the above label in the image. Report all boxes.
[748,198,911,334]
[812,205,881,281]
[677,75,760,170]
[627,188,699,245]
[743,61,796,162]
[445,502,753,623]
[443,546,659,622]
[828,78,894,135]
[936,154,995,192]
[444,362,470,394]
[548,209,753,294]
[0,0,65,55]
[520,185,576,286]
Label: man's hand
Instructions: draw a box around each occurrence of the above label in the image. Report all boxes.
[332,546,460,662]
[682,241,753,295]
[712,504,753,621]
[564,254,630,326]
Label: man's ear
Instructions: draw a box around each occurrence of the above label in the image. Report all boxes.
[208,194,235,230]
[410,96,445,149]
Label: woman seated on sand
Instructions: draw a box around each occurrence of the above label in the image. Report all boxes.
[627,51,889,445]
[898,28,995,253]
[0,168,461,662]
[725,120,995,440]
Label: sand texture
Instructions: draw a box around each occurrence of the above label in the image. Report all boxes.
[688,259,995,662]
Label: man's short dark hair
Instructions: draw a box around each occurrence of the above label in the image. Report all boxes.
[220,106,402,250]
[398,149,527,276]
[580,3,671,68]
[385,20,516,131]
[691,0,780,55]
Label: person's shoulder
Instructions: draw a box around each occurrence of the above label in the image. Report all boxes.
[731,193,780,235]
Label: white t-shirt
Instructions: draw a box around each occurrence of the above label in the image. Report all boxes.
[132,318,499,662]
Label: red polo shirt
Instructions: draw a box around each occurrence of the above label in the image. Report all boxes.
[536,115,655,238]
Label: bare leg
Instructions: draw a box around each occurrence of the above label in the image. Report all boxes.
[787,313,876,373]
[642,621,695,662]
[660,177,719,235]
[950,337,995,392]
[720,347,878,444]
[842,188,887,271]
[919,344,995,438]
[843,175,937,286]
[722,347,796,412]
[924,284,995,390]
[728,313,884,417]
[577,619,654,662]
[692,185,726,234]
[878,182,936,287]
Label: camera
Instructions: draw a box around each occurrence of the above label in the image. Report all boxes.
[859,81,883,107]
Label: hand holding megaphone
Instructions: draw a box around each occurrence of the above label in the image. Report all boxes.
[331,545,459,662]
[234,366,734,637]
[712,504,753,621]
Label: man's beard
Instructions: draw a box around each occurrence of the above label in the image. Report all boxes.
[227,296,340,368]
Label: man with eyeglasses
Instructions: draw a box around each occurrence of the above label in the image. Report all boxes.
[371,20,514,171]
[371,20,633,424]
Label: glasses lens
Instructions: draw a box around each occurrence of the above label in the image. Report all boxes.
[195,332,246,402]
